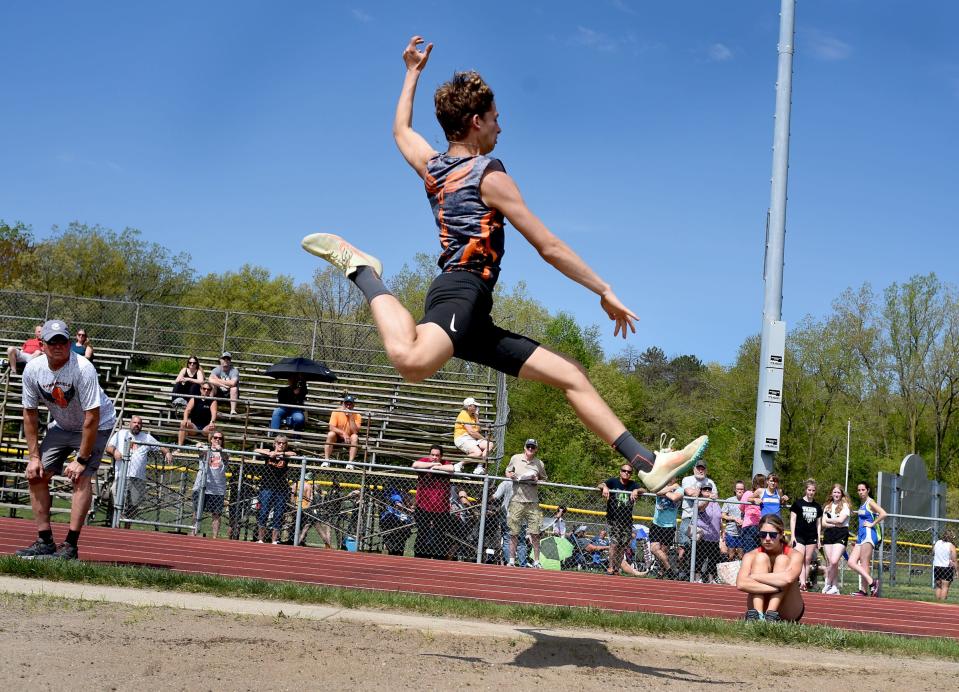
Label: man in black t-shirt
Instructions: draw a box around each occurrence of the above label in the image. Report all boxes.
[599,464,641,575]
[253,436,294,544]
[789,479,823,590]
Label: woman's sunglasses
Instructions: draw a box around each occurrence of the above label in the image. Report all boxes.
[759,530,779,539]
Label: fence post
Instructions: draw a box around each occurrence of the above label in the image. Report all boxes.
[131,302,141,352]
[689,520,698,582]
[888,476,899,585]
[355,464,368,550]
[293,458,307,546]
[44,294,52,321]
[221,311,230,355]
[194,448,209,535]
[475,475,491,564]
[310,320,318,360]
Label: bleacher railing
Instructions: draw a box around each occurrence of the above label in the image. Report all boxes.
[0,289,494,383]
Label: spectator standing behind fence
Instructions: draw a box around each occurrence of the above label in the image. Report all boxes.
[208,352,240,417]
[721,480,746,561]
[105,415,174,528]
[5,324,43,375]
[380,484,415,555]
[696,483,722,583]
[171,356,204,408]
[820,483,850,595]
[71,328,93,359]
[545,505,567,537]
[178,383,217,447]
[848,481,887,597]
[737,514,805,622]
[493,477,525,566]
[271,377,308,434]
[505,439,547,568]
[15,320,115,561]
[933,531,957,601]
[191,431,228,538]
[599,464,640,576]
[254,435,294,544]
[678,461,716,566]
[453,397,492,475]
[740,474,766,553]
[650,479,682,578]
[450,486,475,560]
[789,479,823,591]
[411,444,455,559]
[758,473,788,518]
[325,393,362,466]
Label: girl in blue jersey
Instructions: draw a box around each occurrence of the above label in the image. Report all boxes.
[758,474,789,518]
[848,482,887,597]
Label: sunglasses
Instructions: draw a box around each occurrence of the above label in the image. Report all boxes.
[759,530,780,539]
[188,360,199,365]
[212,435,223,440]
[620,468,632,473]
[525,445,537,450]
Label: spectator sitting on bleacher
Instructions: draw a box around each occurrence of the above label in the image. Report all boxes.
[208,352,240,417]
[4,324,43,375]
[271,377,308,434]
[325,393,361,466]
[178,383,217,447]
[71,328,94,360]
[105,415,174,528]
[171,355,204,408]
[453,397,492,475]
[191,431,229,538]
[254,435,294,544]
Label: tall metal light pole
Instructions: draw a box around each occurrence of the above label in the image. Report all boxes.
[752,0,796,477]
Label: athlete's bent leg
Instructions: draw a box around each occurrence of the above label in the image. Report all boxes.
[517,345,707,491]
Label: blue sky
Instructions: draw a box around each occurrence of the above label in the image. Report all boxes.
[3,1,957,365]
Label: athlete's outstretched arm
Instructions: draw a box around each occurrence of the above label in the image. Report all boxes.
[481,171,638,338]
[393,35,438,180]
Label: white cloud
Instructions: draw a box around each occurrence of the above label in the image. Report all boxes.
[610,0,637,15]
[351,8,372,23]
[805,29,851,61]
[572,26,621,53]
[707,43,733,62]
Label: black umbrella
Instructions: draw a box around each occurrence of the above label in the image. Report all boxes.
[264,357,337,383]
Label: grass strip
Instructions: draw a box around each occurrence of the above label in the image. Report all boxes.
[2,555,958,660]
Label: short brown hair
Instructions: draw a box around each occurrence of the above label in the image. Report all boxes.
[434,71,495,141]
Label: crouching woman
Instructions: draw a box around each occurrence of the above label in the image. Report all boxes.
[736,514,805,622]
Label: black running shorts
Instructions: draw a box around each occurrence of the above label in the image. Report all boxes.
[419,271,539,376]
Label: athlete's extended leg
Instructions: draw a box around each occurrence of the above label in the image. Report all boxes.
[303,234,453,381]
[517,345,708,491]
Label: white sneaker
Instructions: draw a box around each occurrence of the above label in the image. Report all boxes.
[272,541,280,545]
[452,461,464,474]
[256,540,264,544]
[301,233,384,278]
[345,464,356,470]
[821,583,831,594]
[507,559,516,567]
[638,435,709,492]
[320,461,330,468]
[532,561,542,569]
[827,585,841,595]
[473,465,486,475]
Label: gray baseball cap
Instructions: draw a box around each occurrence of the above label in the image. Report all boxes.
[41,319,70,341]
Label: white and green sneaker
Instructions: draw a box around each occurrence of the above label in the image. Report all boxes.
[301,233,383,279]
[638,435,709,492]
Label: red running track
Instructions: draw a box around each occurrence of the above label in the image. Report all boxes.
[2,518,958,639]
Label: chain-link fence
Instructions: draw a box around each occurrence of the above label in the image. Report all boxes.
[0,289,492,382]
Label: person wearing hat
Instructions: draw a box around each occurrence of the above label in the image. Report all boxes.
[325,393,362,465]
[453,397,492,474]
[15,319,116,560]
[677,460,716,572]
[505,439,547,568]
[208,352,240,417]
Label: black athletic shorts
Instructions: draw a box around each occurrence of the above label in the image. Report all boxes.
[649,524,676,545]
[822,526,848,546]
[934,566,955,583]
[419,271,539,376]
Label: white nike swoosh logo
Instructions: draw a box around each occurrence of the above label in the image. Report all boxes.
[450,314,458,333]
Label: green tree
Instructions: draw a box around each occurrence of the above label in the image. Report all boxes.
[0,220,34,286]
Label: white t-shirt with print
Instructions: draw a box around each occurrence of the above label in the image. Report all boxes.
[22,352,115,432]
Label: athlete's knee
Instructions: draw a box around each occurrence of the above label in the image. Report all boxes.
[392,357,437,383]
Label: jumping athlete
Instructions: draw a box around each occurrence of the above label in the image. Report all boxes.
[302,36,707,491]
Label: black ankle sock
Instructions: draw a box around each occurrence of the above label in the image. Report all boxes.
[351,266,391,303]
[65,529,80,547]
[613,432,656,473]
[39,529,54,544]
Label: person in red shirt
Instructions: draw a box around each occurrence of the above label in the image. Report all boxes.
[6,324,43,375]
[411,444,456,559]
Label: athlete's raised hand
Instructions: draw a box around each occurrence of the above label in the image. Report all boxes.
[600,289,638,339]
[403,35,433,72]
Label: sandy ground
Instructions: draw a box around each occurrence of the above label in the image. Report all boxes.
[0,577,955,691]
